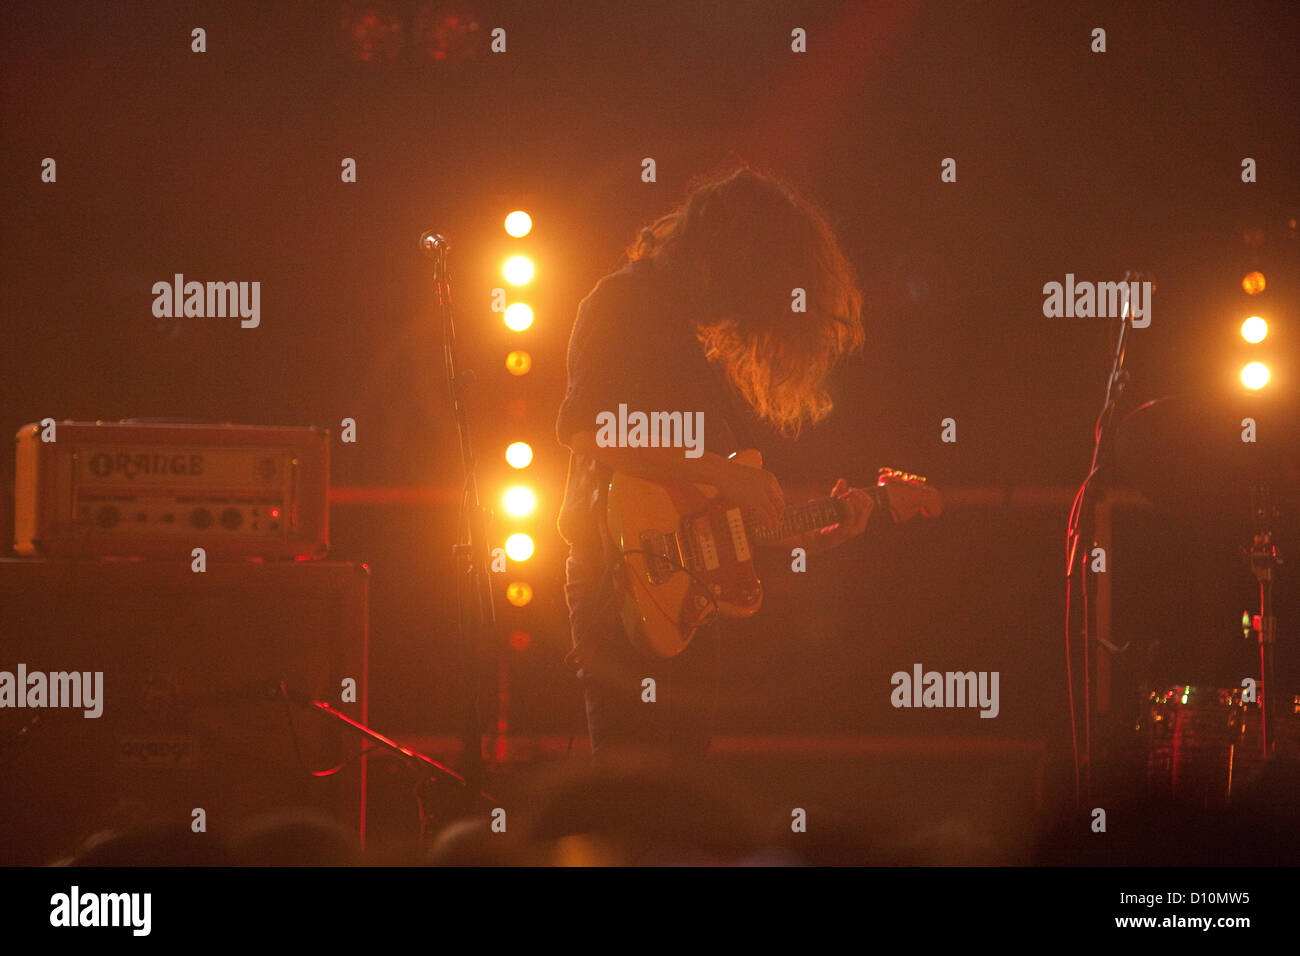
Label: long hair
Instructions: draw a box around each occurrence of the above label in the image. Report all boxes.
[628,166,864,437]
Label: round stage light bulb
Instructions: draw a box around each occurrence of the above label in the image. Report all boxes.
[504,256,534,285]
[505,442,533,468]
[504,303,533,331]
[1242,271,1266,295]
[505,350,532,375]
[506,581,533,607]
[1240,316,1267,344]
[504,486,536,516]
[1241,361,1270,390]
[505,533,534,562]
[504,211,532,237]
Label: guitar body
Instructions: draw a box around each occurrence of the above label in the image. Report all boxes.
[606,449,766,660]
[605,452,940,660]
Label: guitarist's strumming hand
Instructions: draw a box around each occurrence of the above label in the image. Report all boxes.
[713,458,786,535]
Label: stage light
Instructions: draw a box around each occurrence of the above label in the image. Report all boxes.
[504,303,533,331]
[340,7,403,64]
[1242,271,1266,295]
[412,8,482,65]
[1241,316,1268,344]
[506,581,533,607]
[505,350,532,376]
[506,441,533,468]
[504,486,536,517]
[505,533,534,561]
[504,211,532,237]
[1241,361,1270,390]
[504,256,534,285]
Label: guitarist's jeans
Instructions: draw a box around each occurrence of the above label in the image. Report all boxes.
[566,554,720,759]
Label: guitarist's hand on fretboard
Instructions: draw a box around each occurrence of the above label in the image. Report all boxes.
[797,478,875,555]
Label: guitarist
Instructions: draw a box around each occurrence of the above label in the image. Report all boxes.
[556,166,877,758]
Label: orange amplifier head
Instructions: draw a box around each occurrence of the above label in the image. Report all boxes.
[14,421,329,559]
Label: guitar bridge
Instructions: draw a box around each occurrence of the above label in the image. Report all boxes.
[637,529,683,585]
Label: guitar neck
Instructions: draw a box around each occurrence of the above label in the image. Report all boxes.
[745,486,888,545]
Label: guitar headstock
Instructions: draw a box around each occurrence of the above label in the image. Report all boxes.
[876,467,943,521]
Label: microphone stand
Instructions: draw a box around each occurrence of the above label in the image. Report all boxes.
[422,231,494,793]
[1066,270,1145,801]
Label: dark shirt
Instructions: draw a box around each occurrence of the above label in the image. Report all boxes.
[555,258,748,629]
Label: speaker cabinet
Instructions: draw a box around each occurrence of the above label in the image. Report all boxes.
[0,558,368,865]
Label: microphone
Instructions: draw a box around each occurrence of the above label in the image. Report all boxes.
[419,231,450,256]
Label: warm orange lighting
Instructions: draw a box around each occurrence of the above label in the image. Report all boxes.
[504,211,532,237]
[1241,316,1268,344]
[506,581,533,607]
[504,256,534,285]
[505,533,534,561]
[505,442,533,468]
[1241,362,1270,390]
[504,303,533,331]
[503,486,536,517]
[508,630,532,650]
[1242,271,1266,295]
[505,350,532,375]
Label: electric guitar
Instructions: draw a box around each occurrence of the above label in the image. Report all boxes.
[605,449,942,659]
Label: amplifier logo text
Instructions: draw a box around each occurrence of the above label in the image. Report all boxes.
[88,452,204,479]
[152,274,260,328]
[0,665,103,718]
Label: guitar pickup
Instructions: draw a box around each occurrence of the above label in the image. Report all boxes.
[725,507,751,563]
[692,515,720,571]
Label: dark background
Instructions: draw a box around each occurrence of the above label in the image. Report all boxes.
[2,0,1297,779]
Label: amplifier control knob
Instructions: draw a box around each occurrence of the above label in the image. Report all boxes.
[189,508,213,530]
[220,508,243,530]
[96,505,121,529]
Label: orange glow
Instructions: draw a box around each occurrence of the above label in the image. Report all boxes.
[503,486,536,516]
[504,256,534,285]
[505,533,534,561]
[505,350,532,375]
[504,303,533,331]
[1241,362,1270,390]
[1242,271,1266,295]
[1241,316,1267,344]
[505,442,533,468]
[504,211,532,237]
[508,630,532,650]
[506,581,533,607]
